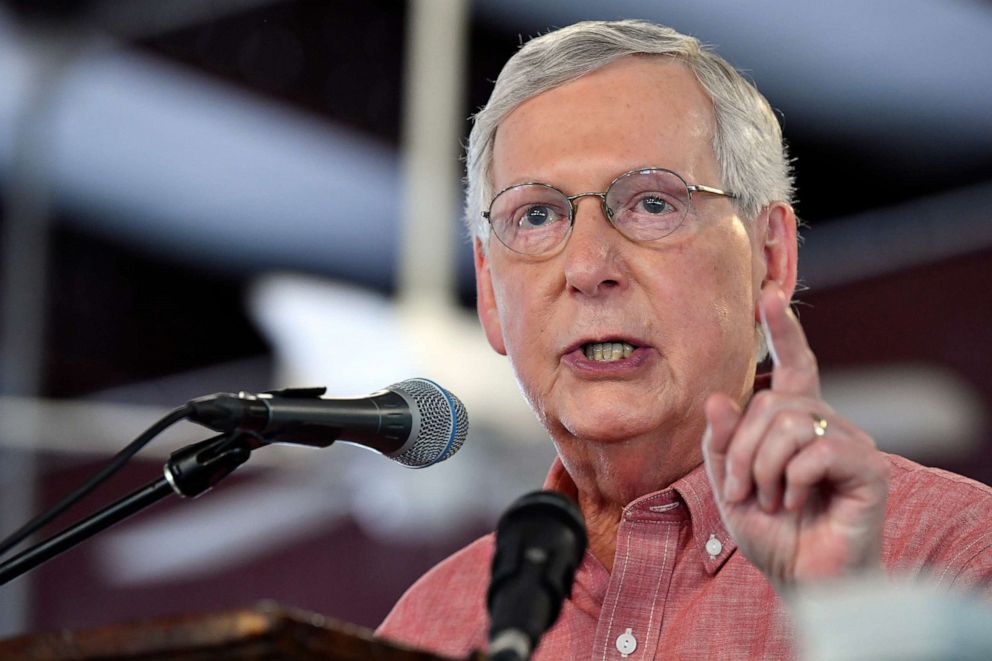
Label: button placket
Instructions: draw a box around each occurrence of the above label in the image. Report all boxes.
[593,497,684,660]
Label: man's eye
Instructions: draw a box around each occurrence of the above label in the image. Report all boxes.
[636,195,674,214]
[518,205,559,228]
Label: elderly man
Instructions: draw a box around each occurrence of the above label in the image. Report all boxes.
[377,19,992,659]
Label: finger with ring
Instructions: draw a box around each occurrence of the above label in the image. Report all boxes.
[811,412,828,438]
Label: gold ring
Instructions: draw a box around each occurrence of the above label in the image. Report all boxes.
[811,412,828,438]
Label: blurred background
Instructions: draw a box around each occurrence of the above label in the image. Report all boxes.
[0,0,990,640]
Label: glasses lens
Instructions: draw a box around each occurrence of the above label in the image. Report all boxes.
[488,184,571,255]
[606,169,690,241]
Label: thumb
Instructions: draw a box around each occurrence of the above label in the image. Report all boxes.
[702,393,742,500]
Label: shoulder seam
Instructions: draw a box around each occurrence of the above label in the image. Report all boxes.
[886,454,992,499]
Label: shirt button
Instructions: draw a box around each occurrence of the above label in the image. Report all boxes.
[705,533,723,558]
[615,628,637,657]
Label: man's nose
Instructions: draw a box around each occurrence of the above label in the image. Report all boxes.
[561,195,626,297]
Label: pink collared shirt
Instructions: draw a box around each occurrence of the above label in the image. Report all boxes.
[377,454,992,660]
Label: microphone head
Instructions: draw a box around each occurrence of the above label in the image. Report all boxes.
[487,490,587,654]
[387,378,468,468]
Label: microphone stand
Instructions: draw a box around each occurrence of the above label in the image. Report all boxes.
[0,432,262,586]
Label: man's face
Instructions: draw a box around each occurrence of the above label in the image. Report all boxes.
[476,56,769,455]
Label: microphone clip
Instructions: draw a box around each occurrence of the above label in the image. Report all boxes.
[164,432,261,498]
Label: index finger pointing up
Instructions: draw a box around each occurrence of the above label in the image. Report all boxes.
[760,282,821,398]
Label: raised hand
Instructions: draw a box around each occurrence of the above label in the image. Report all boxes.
[702,282,890,588]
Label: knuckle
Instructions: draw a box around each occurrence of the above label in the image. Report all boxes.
[749,390,774,413]
[784,459,806,486]
[810,436,835,460]
[752,451,779,486]
[788,441,828,481]
[775,409,807,436]
[751,446,770,477]
[794,364,817,384]
[725,443,752,470]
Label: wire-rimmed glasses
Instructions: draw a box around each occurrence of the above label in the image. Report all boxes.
[482,167,738,256]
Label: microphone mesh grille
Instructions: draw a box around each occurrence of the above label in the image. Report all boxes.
[390,378,468,468]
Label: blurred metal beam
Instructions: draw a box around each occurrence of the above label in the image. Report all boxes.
[397,0,469,310]
[0,19,90,637]
[799,181,992,289]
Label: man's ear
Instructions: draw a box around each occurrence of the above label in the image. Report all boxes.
[474,239,507,355]
[756,201,798,312]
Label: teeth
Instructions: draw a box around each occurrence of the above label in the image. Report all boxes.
[583,342,635,362]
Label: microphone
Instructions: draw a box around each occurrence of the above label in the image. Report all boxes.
[185,378,467,468]
[487,491,588,661]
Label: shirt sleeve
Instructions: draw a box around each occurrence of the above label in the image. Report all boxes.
[944,540,992,596]
[883,454,992,597]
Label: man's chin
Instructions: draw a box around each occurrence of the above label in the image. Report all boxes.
[557,409,664,445]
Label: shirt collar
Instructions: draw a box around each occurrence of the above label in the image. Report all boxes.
[672,464,736,574]
[542,456,735,575]
[538,370,769,575]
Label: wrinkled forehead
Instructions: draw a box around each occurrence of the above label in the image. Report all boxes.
[491,56,720,191]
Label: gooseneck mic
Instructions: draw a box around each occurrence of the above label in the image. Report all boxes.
[487,491,588,661]
[186,378,468,468]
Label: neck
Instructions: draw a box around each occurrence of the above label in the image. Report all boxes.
[552,426,703,572]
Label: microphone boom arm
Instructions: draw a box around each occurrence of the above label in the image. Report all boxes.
[0,432,259,586]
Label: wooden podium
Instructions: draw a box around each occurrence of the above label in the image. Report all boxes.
[0,602,483,660]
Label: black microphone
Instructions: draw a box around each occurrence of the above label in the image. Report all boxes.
[185,378,468,468]
[487,491,588,661]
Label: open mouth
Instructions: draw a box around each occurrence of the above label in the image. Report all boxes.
[582,341,636,362]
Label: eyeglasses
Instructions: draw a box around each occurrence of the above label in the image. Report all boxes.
[482,167,738,256]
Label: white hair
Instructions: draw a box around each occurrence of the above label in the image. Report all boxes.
[465,19,794,244]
